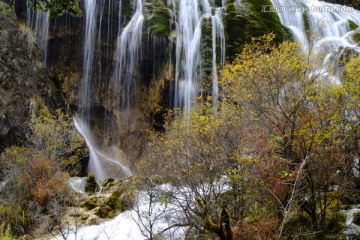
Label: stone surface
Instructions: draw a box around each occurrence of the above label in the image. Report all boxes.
[0,3,64,151]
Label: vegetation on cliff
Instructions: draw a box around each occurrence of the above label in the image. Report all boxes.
[0,108,86,237]
[223,0,292,59]
[0,2,65,151]
[4,0,82,17]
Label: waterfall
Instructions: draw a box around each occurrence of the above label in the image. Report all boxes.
[74,118,132,180]
[169,0,225,114]
[75,0,134,180]
[212,8,225,108]
[26,7,49,63]
[80,0,97,113]
[271,0,360,82]
[112,0,144,113]
[23,0,360,181]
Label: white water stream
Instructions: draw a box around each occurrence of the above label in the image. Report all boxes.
[271,0,360,82]
[79,0,97,113]
[342,205,360,236]
[54,184,187,240]
[74,118,132,180]
[112,0,144,111]
[170,0,225,113]
[26,7,49,63]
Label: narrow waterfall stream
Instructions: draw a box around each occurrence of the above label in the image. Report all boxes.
[112,0,144,112]
[74,117,132,180]
[80,0,97,113]
[170,0,225,113]
[26,7,49,63]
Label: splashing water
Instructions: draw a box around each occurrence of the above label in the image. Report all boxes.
[74,117,132,180]
[271,0,360,82]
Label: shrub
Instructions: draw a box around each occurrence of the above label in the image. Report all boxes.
[0,108,85,236]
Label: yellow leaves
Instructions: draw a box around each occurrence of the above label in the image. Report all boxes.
[343,55,360,115]
[165,149,172,157]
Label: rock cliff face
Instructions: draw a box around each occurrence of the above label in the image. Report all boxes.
[0,3,64,150]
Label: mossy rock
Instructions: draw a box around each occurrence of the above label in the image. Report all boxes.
[121,0,135,27]
[102,178,116,191]
[84,196,98,210]
[108,184,136,212]
[144,0,170,37]
[343,205,352,210]
[349,20,359,31]
[350,233,360,239]
[328,211,346,234]
[107,178,138,212]
[353,32,360,43]
[303,12,310,35]
[353,211,360,225]
[97,204,114,218]
[223,0,292,60]
[85,173,100,193]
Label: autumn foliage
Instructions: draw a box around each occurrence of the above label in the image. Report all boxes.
[0,109,84,237]
[137,34,360,239]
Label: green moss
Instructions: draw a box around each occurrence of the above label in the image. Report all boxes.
[144,0,170,37]
[303,12,310,35]
[353,32,360,43]
[223,0,292,60]
[108,181,136,212]
[351,233,360,239]
[328,211,346,234]
[349,19,359,31]
[121,0,134,27]
[102,178,115,190]
[353,211,360,225]
[85,173,99,193]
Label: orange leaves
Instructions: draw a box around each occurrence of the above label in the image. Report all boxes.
[32,182,47,203]
[30,158,53,179]
[31,171,69,203]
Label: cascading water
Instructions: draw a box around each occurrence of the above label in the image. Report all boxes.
[26,7,49,63]
[112,0,144,113]
[271,0,360,82]
[212,8,225,108]
[169,0,225,114]
[80,0,97,114]
[76,0,133,180]
[74,118,132,180]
